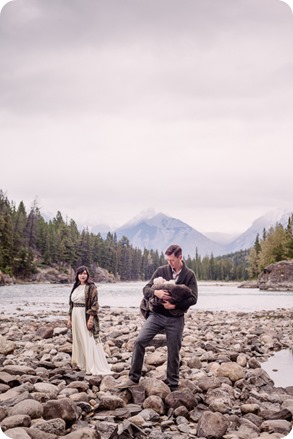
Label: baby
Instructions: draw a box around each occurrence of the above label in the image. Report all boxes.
[150,276,192,313]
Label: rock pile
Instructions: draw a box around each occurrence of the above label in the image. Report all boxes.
[258,260,293,291]
[1,306,293,439]
[0,272,15,286]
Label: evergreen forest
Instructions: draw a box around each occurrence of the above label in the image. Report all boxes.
[0,190,292,283]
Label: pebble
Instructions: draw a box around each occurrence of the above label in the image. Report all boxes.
[0,306,293,438]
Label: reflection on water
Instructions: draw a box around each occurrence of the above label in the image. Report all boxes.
[262,349,293,388]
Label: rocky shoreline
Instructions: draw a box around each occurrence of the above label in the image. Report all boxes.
[1,307,293,439]
[0,265,116,287]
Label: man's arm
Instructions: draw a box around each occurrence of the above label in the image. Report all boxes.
[142,267,169,298]
[175,272,198,310]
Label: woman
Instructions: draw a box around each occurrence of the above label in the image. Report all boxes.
[68,265,112,375]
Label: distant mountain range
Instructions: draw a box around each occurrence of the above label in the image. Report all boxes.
[93,208,292,257]
[223,208,293,255]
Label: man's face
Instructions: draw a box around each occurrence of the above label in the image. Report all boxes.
[166,254,182,271]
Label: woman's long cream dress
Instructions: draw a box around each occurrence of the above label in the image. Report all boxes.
[71,284,112,375]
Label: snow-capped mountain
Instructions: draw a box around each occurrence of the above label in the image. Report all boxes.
[93,208,292,257]
[25,201,293,257]
[115,212,225,257]
[224,208,292,254]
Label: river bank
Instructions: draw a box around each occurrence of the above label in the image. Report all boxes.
[1,306,293,438]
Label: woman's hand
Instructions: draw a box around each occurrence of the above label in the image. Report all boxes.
[67,317,72,328]
[87,316,94,331]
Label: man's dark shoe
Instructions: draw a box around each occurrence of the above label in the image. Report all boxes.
[169,385,179,392]
[115,378,139,389]
[162,378,178,392]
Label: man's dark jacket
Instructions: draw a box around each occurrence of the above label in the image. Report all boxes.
[142,261,198,317]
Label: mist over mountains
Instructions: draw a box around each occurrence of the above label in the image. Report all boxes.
[93,208,292,257]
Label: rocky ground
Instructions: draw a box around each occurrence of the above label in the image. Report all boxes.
[0,306,293,439]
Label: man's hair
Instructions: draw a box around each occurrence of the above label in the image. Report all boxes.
[165,244,182,258]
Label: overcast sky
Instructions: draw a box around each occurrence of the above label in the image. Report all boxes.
[1,0,293,235]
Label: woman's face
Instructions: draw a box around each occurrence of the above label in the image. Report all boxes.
[78,270,88,284]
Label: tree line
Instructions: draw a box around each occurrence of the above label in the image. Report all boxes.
[0,190,292,282]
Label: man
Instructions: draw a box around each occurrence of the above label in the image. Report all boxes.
[116,244,198,391]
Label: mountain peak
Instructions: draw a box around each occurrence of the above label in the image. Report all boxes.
[121,208,158,227]
[116,210,224,257]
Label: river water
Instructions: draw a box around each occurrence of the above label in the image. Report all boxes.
[1,281,293,314]
[1,281,293,387]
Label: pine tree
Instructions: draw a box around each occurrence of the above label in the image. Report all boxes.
[0,210,14,273]
[248,234,261,279]
[285,215,293,259]
[258,224,288,270]
[77,229,92,267]
[25,200,41,249]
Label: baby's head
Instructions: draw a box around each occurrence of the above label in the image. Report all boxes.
[153,276,166,285]
[153,277,175,286]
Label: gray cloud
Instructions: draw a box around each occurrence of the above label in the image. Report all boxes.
[1,0,292,234]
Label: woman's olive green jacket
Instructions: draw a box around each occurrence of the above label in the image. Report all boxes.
[69,282,100,339]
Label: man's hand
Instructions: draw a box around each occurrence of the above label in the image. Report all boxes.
[163,301,176,310]
[154,289,172,302]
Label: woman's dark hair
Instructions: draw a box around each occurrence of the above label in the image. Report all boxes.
[71,265,93,292]
[165,244,182,258]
